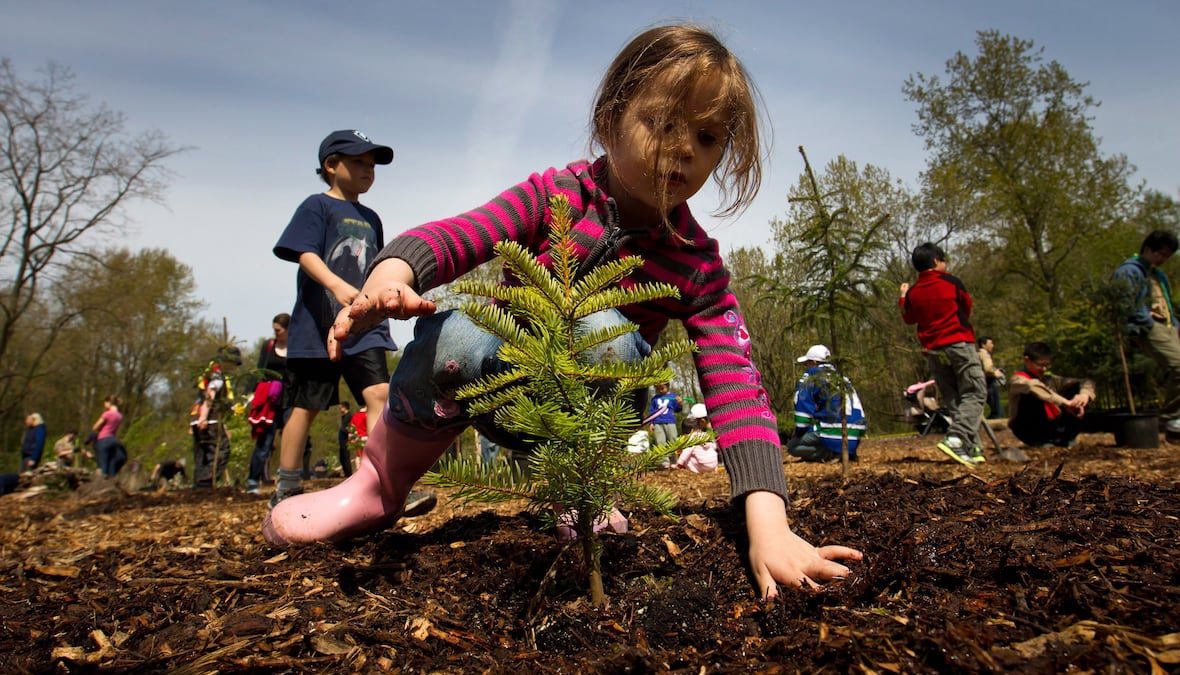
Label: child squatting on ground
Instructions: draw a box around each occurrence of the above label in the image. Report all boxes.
[899,242,988,467]
[262,24,862,598]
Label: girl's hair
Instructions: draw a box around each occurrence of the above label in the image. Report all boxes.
[591,24,764,221]
[28,412,43,425]
[272,312,291,328]
[105,395,122,408]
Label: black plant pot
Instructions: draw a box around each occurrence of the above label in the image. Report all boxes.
[1110,413,1160,449]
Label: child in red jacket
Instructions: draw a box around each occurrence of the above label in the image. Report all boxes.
[899,242,987,466]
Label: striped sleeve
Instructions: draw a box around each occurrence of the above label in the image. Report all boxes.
[682,270,787,503]
[371,172,551,292]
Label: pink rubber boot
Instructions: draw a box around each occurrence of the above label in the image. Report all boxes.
[262,410,456,546]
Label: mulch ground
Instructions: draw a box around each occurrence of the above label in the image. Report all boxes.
[1,427,1178,673]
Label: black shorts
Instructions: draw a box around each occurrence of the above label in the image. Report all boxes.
[286,349,390,411]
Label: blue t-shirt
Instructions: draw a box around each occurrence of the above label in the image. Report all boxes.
[647,392,682,424]
[274,193,396,359]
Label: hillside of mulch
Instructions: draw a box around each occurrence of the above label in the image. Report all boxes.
[1,428,1178,673]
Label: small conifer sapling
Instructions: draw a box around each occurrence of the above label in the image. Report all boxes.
[425,195,707,606]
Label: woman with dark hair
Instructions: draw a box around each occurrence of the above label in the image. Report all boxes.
[92,396,126,476]
[247,313,291,494]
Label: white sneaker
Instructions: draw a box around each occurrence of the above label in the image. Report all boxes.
[1165,418,1180,434]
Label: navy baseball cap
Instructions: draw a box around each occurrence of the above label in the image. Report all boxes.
[317,130,394,168]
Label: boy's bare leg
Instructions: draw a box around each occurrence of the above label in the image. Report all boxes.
[273,407,317,505]
[361,383,389,434]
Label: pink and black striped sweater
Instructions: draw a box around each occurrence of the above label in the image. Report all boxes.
[373,158,787,502]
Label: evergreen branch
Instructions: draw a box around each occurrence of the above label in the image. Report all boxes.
[570,256,646,299]
[455,368,529,401]
[454,280,548,311]
[424,456,535,504]
[546,194,580,301]
[493,240,568,310]
[460,301,526,345]
[619,483,679,516]
[461,384,530,417]
[572,284,681,320]
[571,321,642,354]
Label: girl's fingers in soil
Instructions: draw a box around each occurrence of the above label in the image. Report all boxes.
[807,558,852,581]
[816,544,863,562]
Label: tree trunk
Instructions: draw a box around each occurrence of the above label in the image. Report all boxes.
[580,522,605,607]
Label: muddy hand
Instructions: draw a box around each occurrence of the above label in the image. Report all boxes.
[329,283,437,361]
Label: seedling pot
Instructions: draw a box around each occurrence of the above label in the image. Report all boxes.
[1110,413,1159,449]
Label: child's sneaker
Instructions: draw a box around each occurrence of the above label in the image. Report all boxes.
[967,446,986,464]
[246,479,261,495]
[403,490,437,518]
[936,436,975,468]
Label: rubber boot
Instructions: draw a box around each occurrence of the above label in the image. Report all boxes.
[262,409,456,546]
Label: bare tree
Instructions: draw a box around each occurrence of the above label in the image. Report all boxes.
[0,59,183,423]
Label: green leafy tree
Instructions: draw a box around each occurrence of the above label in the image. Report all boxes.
[425,195,700,607]
[904,30,1135,312]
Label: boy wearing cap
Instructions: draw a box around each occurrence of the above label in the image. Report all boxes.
[271,130,433,514]
[786,345,866,462]
[899,242,987,466]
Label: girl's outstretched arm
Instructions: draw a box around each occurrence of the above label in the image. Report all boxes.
[745,491,863,599]
[328,257,437,361]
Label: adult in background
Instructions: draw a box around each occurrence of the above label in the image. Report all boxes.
[977,336,1005,419]
[191,347,241,488]
[92,396,127,477]
[53,429,81,467]
[20,412,47,472]
[786,345,866,463]
[247,313,291,494]
[1113,230,1180,434]
[150,458,187,489]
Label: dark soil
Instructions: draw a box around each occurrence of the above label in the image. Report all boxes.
[2,428,1179,673]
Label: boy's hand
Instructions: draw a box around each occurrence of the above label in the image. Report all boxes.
[745,491,862,600]
[899,282,910,296]
[332,283,360,307]
[328,258,437,360]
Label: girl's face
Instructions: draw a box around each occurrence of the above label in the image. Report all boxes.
[273,322,288,342]
[606,73,729,225]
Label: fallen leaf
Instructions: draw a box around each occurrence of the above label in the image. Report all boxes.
[33,565,80,578]
[1051,550,1092,568]
[409,616,433,641]
[662,536,682,557]
[311,634,353,655]
[263,552,288,564]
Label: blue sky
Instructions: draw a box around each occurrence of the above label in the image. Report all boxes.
[3,0,1178,349]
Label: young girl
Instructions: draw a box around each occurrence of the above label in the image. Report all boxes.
[263,24,862,598]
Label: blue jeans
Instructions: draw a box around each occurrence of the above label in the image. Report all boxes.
[95,437,126,476]
[387,309,651,451]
